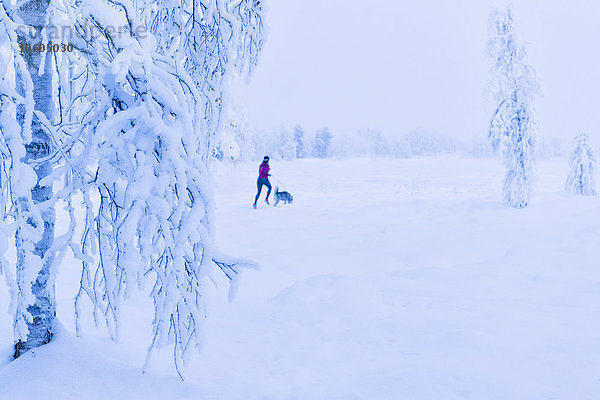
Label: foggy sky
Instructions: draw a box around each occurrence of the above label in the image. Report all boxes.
[231,0,600,148]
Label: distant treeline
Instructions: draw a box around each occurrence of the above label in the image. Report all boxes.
[214,119,567,162]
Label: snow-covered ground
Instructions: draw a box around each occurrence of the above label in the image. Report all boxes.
[1,156,600,399]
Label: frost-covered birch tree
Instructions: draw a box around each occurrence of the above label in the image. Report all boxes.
[488,8,540,208]
[1,0,265,375]
[0,0,57,357]
[566,133,597,196]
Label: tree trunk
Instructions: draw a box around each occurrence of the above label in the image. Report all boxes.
[13,0,56,358]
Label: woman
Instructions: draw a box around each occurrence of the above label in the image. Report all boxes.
[253,156,272,208]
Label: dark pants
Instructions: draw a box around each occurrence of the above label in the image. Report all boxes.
[255,178,272,203]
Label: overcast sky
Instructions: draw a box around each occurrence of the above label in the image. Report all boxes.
[231,0,600,147]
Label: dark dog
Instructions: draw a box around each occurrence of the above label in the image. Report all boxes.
[274,187,293,206]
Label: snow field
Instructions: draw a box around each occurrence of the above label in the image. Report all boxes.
[1,156,600,399]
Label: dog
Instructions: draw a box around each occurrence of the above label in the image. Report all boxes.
[274,186,293,206]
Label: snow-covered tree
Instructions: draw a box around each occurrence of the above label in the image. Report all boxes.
[241,126,296,161]
[212,130,242,162]
[313,127,333,159]
[293,125,305,158]
[216,101,245,163]
[0,0,57,357]
[1,0,265,375]
[278,128,296,160]
[488,8,540,208]
[566,133,597,196]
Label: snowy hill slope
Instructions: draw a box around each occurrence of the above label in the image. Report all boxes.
[1,157,600,399]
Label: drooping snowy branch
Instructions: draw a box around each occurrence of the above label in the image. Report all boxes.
[48,0,264,376]
[140,0,265,158]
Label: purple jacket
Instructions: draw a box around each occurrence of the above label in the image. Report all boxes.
[259,163,270,179]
